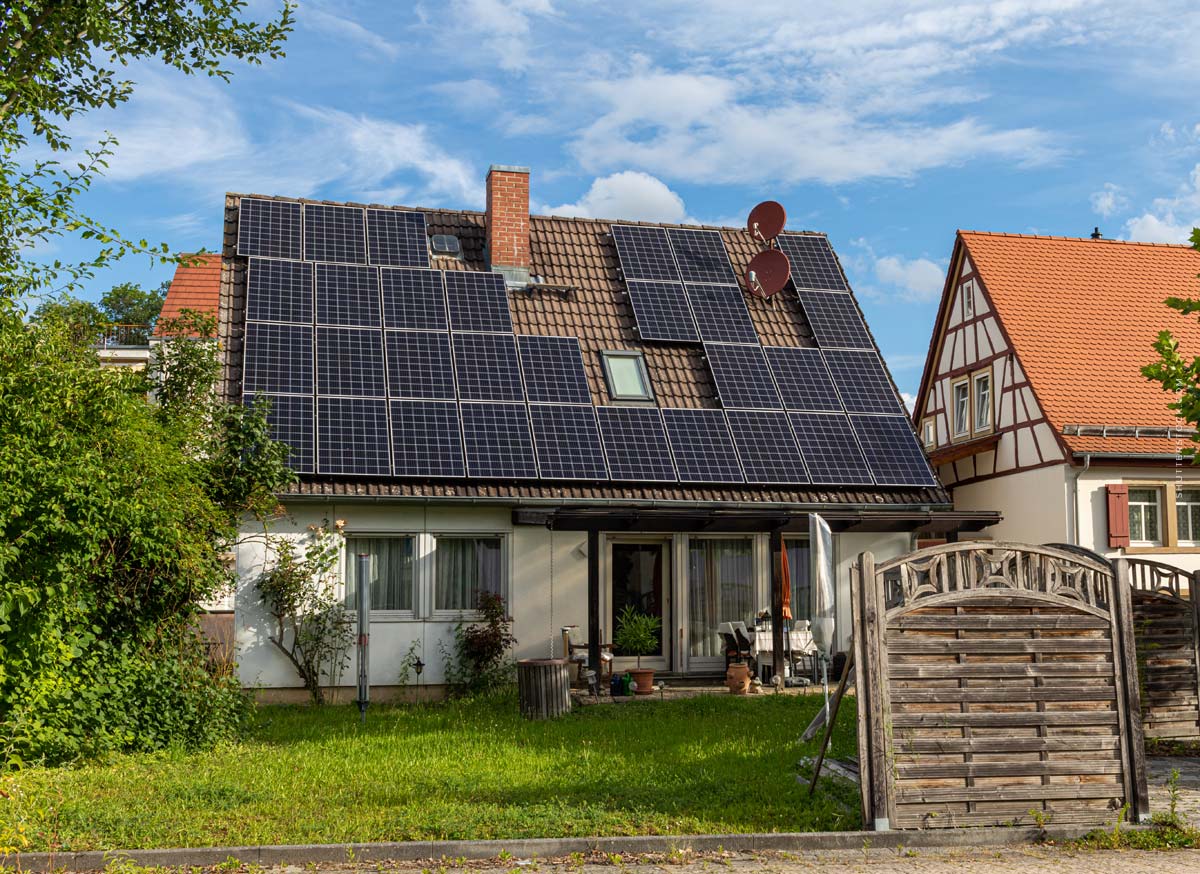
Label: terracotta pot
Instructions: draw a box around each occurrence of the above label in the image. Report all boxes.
[629,667,655,695]
[726,661,751,695]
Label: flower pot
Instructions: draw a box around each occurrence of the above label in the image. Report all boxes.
[726,661,751,695]
[629,667,655,695]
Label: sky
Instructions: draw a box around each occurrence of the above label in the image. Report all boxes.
[48,0,1200,402]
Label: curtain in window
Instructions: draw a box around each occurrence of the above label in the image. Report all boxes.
[436,536,503,610]
[345,537,414,611]
[786,540,811,623]
[688,538,753,658]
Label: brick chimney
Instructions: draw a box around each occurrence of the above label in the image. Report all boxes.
[485,164,531,285]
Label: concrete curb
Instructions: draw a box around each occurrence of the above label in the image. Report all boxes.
[2,826,1112,872]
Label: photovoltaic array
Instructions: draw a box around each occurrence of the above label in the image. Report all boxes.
[239,197,935,488]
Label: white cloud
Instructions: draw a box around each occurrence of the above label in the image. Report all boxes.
[424,0,556,72]
[544,171,692,223]
[300,5,400,59]
[1090,182,1126,218]
[874,254,946,303]
[429,79,503,112]
[900,392,918,414]
[1123,163,1200,244]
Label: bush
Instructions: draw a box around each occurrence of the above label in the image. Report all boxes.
[443,593,517,696]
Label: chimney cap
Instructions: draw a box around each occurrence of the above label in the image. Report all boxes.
[1091,226,1102,240]
[488,164,530,175]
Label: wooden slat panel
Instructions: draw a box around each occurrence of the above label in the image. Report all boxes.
[897,784,1122,803]
[890,662,1113,679]
[892,711,1118,728]
[895,809,1119,829]
[895,736,1120,754]
[890,614,1109,631]
[888,638,1112,655]
[890,687,1116,704]
[896,760,1123,779]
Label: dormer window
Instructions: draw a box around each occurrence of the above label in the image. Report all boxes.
[601,351,654,402]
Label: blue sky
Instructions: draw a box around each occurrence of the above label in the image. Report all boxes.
[53,0,1200,401]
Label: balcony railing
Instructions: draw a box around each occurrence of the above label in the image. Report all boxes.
[94,324,152,348]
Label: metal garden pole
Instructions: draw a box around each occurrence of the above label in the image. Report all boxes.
[356,552,370,724]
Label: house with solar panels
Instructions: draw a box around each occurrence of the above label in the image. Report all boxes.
[177,165,998,697]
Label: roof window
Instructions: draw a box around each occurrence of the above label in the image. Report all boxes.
[430,234,462,259]
[601,351,654,402]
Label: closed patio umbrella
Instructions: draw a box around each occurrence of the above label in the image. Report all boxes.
[809,514,835,717]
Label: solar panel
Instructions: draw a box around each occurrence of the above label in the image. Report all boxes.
[237,198,302,260]
[303,203,367,264]
[686,284,758,344]
[595,406,677,482]
[380,268,447,330]
[704,343,783,409]
[316,396,391,476]
[517,336,592,404]
[460,402,538,478]
[850,414,938,487]
[798,290,873,349]
[243,322,313,394]
[627,280,699,343]
[453,332,524,401]
[662,408,744,483]
[763,347,843,411]
[823,349,906,415]
[246,258,312,324]
[528,404,609,480]
[776,234,847,291]
[315,263,380,327]
[724,409,810,484]
[787,412,874,485]
[610,225,680,282]
[245,393,314,474]
[390,399,464,477]
[366,209,430,268]
[385,330,455,400]
[444,271,513,333]
[316,326,386,397]
[667,228,736,284]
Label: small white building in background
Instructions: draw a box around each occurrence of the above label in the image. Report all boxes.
[183,166,997,700]
[914,230,1200,571]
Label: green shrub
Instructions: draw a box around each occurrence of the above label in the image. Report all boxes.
[443,592,517,696]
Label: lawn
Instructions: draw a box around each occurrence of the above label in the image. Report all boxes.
[2,692,861,851]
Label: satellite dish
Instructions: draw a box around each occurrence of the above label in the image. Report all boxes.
[748,200,786,243]
[746,248,791,297]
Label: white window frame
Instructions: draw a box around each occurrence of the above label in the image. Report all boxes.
[1128,488,1163,547]
[1177,488,1200,546]
[951,378,970,439]
[972,370,992,434]
[341,533,420,621]
[921,416,936,449]
[430,531,510,620]
[962,279,975,320]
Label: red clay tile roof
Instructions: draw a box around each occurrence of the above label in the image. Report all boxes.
[219,193,948,508]
[157,254,222,333]
[960,231,1200,456]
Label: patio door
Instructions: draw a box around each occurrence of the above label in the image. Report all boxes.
[609,539,671,671]
[686,537,756,672]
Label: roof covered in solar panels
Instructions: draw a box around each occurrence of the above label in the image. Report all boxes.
[218,192,947,508]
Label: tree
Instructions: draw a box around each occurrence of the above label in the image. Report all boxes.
[101,280,170,327]
[30,280,170,343]
[1,2,293,302]
[0,310,295,766]
[1142,229,1200,454]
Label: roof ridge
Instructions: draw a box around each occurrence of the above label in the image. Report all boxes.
[223,192,830,236]
[959,229,1197,249]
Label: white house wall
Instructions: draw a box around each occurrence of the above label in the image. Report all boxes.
[951,463,1070,545]
[233,502,915,691]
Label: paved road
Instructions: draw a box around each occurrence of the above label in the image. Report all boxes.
[1149,756,1200,828]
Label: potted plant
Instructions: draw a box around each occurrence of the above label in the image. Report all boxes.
[613,604,661,695]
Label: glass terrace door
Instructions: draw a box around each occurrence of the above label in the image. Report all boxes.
[610,540,670,671]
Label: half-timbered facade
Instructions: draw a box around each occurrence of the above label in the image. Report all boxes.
[915,231,1200,570]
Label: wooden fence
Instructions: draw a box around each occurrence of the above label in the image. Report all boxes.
[1125,558,1200,739]
[852,543,1149,831]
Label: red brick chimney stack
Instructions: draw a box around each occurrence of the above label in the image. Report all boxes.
[485,164,531,283]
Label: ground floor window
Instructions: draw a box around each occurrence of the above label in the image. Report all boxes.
[435,535,504,611]
[1128,488,1162,546]
[687,538,754,658]
[1178,489,1200,546]
[345,536,415,612]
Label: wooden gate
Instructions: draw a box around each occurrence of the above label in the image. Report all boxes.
[853,543,1149,830]
[1125,559,1200,739]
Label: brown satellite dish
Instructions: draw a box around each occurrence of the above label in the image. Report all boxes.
[748,200,786,242]
[746,249,791,298]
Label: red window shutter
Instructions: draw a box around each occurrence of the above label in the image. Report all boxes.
[1106,484,1130,548]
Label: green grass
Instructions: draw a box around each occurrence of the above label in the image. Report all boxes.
[2,692,860,851]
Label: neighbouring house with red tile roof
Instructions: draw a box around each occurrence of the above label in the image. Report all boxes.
[157,253,221,330]
[203,166,996,700]
[914,230,1200,569]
